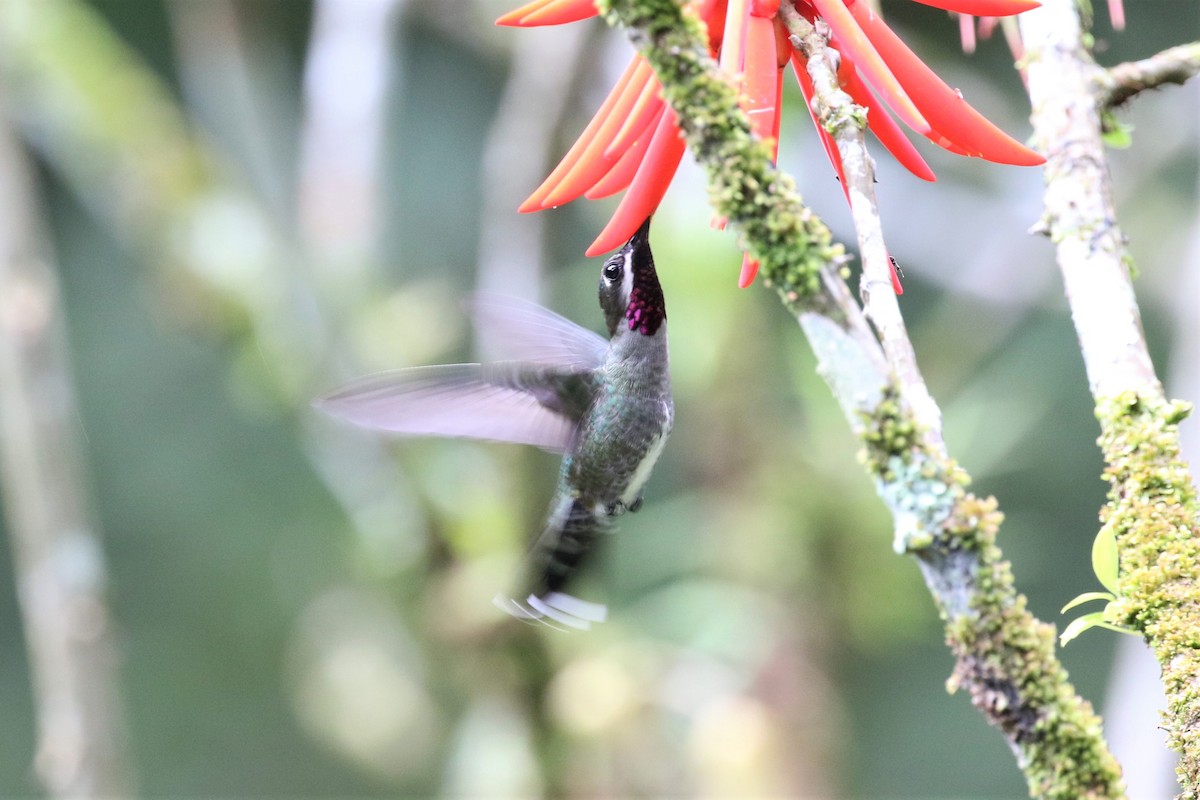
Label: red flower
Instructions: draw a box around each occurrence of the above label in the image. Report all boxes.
[499,0,1045,290]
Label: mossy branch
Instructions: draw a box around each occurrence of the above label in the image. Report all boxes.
[1096,393,1200,795]
[602,1,1124,796]
[1021,2,1200,794]
[597,0,843,312]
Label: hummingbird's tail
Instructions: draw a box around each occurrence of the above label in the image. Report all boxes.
[493,497,610,630]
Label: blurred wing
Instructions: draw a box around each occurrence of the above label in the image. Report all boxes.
[314,364,582,452]
[469,293,608,369]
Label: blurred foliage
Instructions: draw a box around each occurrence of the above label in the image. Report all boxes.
[0,0,1195,797]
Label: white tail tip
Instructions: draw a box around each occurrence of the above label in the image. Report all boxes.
[492,592,608,631]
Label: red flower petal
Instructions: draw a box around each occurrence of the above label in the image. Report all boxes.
[909,0,1039,15]
[496,0,598,27]
[587,108,663,199]
[586,108,687,256]
[739,14,787,145]
[606,78,663,159]
[540,72,656,206]
[848,2,1044,166]
[771,52,785,144]
[496,0,555,26]
[958,13,977,54]
[518,58,651,212]
[837,56,936,181]
[743,15,781,146]
[738,254,760,288]
[1108,0,1125,30]
[810,0,931,136]
[929,133,972,157]
[697,0,731,53]
[790,52,850,196]
[719,0,752,75]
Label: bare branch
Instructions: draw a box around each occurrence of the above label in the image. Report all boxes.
[0,83,135,799]
[299,0,403,277]
[1100,41,1200,109]
[1022,8,1158,399]
[476,24,590,305]
[781,8,943,453]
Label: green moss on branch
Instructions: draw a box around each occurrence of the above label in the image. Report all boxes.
[859,392,1125,799]
[1096,391,1200,795]
[601,3,1127,795]
[601,0,843,308]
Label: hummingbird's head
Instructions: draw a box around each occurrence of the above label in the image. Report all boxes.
[598,216,665,338]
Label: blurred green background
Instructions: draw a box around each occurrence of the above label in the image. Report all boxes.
[0,0,1196,797]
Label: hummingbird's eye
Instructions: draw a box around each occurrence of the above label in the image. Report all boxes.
[603,262,621,282]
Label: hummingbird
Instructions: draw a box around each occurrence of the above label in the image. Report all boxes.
[315,217,672,630]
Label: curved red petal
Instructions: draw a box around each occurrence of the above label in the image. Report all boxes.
[719,0,752,74]
[606,77,662,158]
[929,132,972,156]
[1108,0,1125,30]
[837,56,936,181]
[790,52,850,199]
[849,2,1044,166]
[541,66,656,207]
[699,0,730,52]
[771,62,784,145]
[586,109,687,256]
[518,58,649,212]
[773,15,792,68]
[497,0,555,26]
[738,254,760,288]
[811,0,931,135]
[587,108,663,199]
[909,0,1039,15]
[959,12,977,54]
[743,16,780,146]
[496,0,599,26]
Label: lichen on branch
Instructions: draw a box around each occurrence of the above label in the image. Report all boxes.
[602,2,1127,795]
[858,391,1125,800]
[1095,392,1200,794]
[1022,2,1200,792]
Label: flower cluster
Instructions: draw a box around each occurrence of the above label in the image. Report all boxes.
[500,0,1045,288]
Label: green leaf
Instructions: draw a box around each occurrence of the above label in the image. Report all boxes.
[1059,611,1109,646]
[1092,524,1120,593]
[1100,111,1134,149]
[1061,591,1115,614]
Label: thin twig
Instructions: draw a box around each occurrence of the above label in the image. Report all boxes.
[781,7,943,452]
[1100,41,1200,109]
[476,23,589,306]
[299,0,403,283]
[0,83,135,799]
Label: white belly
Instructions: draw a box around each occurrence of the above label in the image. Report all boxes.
[621,430,668,507]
